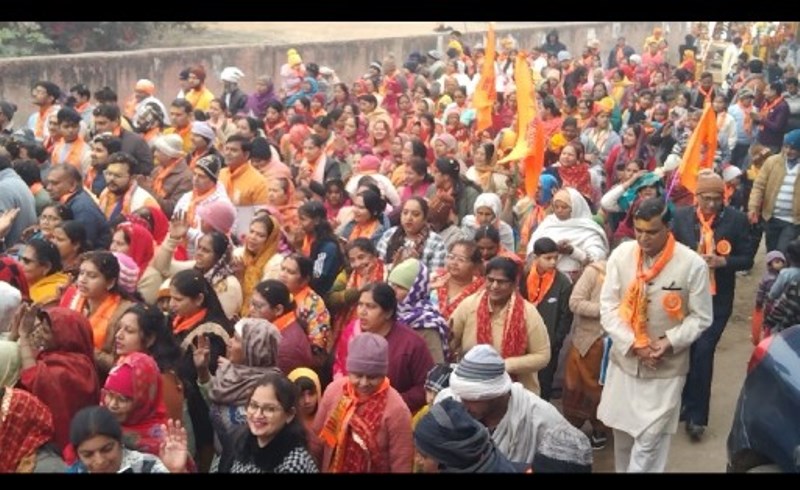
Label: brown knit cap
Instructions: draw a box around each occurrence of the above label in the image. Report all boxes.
[695,169,724,195]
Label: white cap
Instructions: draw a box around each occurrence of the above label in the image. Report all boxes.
[220,67,245,83]
[722,165,743,182]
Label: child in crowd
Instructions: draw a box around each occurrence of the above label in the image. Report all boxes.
[520,237,573,402]
[768,239,800,302]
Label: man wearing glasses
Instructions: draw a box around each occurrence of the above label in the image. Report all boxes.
[671,170,752,441]
[450,256,551,397]
[598,197,712,472]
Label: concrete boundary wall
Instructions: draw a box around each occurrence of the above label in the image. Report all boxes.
[0,22,689,120]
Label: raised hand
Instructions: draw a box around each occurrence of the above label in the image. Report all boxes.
[159,419,189,473]
[0,208,21,239]
[169,210,190,240]
[193,334,211,373]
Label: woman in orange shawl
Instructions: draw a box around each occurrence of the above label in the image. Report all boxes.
[266,173,301,248]
[235,215,281,318]
[59,251,135,379]
[312,332,413,473]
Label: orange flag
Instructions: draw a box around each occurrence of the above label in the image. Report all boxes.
[473,22,496,134]
[499,52,536,164]
[523,118,546,198]
[678,104,718,194]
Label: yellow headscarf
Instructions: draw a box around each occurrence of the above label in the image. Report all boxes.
[240,215,281,317]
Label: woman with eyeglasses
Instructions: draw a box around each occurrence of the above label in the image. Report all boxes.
[20,238,71,306]
[21,202,73,243]
[100,352,168,457]
[430,240,485,322]
[248,280,314,376]
[217,371,318,473]
[194,318,282,468]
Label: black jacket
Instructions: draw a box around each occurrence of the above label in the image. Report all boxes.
[224,88,248,117]
[520,268,573,350]
[671,205,753,315]
[119,128,154,175]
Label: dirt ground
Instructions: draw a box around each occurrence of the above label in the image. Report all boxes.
[587,243,765,472]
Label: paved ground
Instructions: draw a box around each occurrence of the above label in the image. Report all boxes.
[586,243,763,472]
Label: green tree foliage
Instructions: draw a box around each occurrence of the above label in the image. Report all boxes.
[0,22,200,57]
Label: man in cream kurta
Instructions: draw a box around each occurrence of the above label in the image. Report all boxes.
[597,198,713,473]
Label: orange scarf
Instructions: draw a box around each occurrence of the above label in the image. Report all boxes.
[519,204,547,256]
[51,137,87,168]
[349,220,379,241]
[526,267,555,305]
[188,150,205,170]
[697,86,713,107]
[34,105,51,139]
[185,186,216,227]
[320,378,389,473]
[759,96,785,122]
[724,183,735,205]
[435,273,485,320]
[99,182,138,219]
[620,233,676,349]
[476,290,527,358]
[220,162,249,199]
[738,101,753,135]
[76,294,122,349]
[172,308,208,335]
[84,166,98,192]
[696,209,717,296]
[273,311,298,332]
[302,235,313,257]
[152,158,182,198]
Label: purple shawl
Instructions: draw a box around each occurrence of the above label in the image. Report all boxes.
[396,261,450,360]
[245,85,278,120]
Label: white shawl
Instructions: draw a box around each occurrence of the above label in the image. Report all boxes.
[527,188,609,273]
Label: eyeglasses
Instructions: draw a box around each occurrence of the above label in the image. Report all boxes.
[247,401,283,416]
[485,276,513,286]
[446,253,471,264]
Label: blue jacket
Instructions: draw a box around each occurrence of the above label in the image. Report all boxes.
[65,188,111,249]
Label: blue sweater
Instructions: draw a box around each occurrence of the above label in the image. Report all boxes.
[65,188,111,249]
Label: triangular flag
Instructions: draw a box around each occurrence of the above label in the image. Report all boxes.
[678,104,718,194]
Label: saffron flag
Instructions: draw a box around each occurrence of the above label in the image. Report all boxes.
[473,22,496,134]
[678,104,718,194]
[498,52,545,197]
[499,52,536,164]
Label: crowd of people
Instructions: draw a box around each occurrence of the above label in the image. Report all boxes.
[0,23,799,473]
